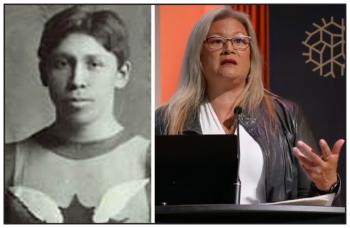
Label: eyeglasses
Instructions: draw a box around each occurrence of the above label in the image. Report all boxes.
[204,35,251,51]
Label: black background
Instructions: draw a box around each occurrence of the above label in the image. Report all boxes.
[270,4,346,206]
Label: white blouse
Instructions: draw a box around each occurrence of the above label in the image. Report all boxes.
[199,102,266,204]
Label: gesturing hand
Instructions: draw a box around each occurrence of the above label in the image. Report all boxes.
[292,139,345,192]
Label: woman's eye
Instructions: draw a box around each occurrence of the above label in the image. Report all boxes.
[233,38,244,44]
[233,37,248,45]
[210,38,224,44]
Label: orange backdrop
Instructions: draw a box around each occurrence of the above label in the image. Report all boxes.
[158,5,270,105]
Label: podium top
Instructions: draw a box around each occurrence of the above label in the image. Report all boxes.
[156,204,345,224]
[156,204,345,214]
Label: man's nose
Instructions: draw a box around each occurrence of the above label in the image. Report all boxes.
[69,63,88,89]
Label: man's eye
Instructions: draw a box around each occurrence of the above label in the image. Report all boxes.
[53,59,69,69]
[87,60,103,69]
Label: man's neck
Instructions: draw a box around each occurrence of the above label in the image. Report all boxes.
[49,117,123,143]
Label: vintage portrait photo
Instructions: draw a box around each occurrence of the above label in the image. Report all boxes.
[4,4,151,223]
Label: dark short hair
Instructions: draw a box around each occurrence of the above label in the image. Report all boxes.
[38,5,129,67]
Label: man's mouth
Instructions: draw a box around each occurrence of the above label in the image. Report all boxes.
[64,97,94,108]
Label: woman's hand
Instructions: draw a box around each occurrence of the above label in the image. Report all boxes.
[293,139,345,191]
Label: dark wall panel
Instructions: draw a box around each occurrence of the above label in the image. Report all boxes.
[270,4,346,206]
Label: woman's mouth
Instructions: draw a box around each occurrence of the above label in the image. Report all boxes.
[220,59,237,65]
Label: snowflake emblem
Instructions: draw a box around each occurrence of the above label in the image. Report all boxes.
[302,17,345,78]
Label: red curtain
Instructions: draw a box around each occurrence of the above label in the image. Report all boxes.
[231,5,270,89]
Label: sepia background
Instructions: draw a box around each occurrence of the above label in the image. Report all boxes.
[4,4,151,142]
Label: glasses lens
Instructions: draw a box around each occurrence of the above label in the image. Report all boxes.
[206,37,225,50]
[206,36,250,50]
[232,37,250,50]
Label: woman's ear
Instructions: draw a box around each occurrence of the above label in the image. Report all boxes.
[39,61,48,87]
[114,61,131,89]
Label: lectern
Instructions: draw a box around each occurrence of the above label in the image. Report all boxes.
[155,135,345,224]
[156,204,345,223]
[156,135,238,205]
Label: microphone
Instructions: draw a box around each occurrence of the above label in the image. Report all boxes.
[233,106,242,204]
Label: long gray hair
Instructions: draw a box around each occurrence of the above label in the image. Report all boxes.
[165,7,274,134]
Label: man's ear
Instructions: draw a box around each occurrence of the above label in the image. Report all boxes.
[39,61,48,87]
[114,61,131,89]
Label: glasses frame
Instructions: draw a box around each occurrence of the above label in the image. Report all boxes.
[204,35,252,51]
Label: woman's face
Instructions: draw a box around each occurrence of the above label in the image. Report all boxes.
[43,33,129,126]
[201,17,251,86]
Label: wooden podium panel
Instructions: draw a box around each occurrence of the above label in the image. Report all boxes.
[156,204,345,224]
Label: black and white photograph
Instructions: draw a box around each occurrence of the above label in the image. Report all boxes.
[4,4,151,223]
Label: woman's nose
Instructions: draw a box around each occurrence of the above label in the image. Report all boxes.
[222,40,236,54]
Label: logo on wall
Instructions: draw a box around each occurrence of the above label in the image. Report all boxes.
[302,17,345,78]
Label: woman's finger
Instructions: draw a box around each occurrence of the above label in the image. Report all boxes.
[332,139,345,156]
[319,139,332,160]
[296,140,323,165]
[293,147,318,167]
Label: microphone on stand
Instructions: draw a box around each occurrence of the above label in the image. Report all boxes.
[233,106,242,204]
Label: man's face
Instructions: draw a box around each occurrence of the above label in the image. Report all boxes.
[43,33,129,126]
